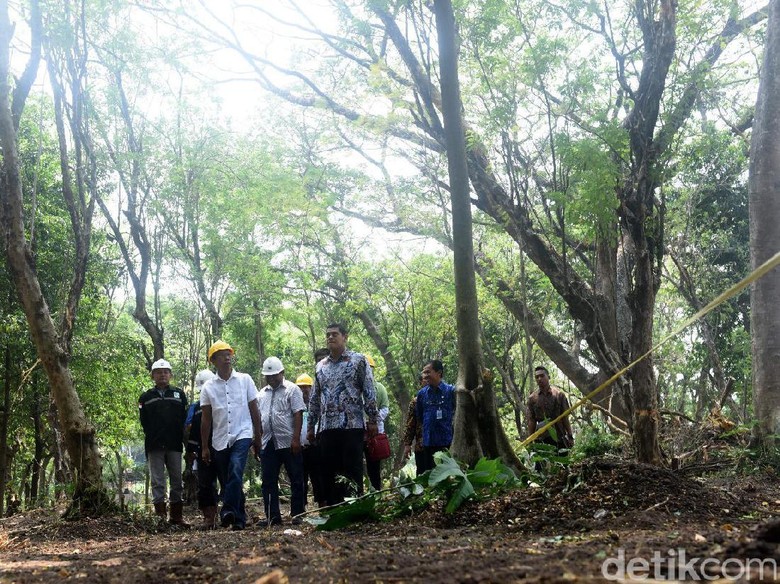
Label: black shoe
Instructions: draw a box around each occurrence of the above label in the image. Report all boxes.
[220,512,235,528]
[231,523,245,531]
[291,517,303,525]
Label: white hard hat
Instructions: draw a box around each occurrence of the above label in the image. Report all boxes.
[262,356,284,375]
[151,359,172,372]
[195,369,215,388]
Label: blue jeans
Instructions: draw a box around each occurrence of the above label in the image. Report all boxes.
[261,443,305,523]
[213,438,251,528]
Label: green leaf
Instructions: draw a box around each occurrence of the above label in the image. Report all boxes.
[445,477,476,514]
[428,453,466,486]
[316,496,380,531]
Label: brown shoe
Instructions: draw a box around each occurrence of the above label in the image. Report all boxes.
[201,506,218,530]
[169,501,190,528]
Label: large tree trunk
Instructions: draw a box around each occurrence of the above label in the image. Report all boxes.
[0,0,109,516]
[750,0,780,448]
[0,335,11,516]
[30,381,44,505]
[356,308,410,413]
[434,0,520,470]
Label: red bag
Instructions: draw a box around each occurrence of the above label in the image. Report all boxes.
[366,433,391,462]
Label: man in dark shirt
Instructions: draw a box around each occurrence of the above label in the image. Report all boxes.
[526,366,574,449]
[138,359,188,525]
[415,360,455,473]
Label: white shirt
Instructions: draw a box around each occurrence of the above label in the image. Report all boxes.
[200,370,258,451]
[259,379,305,450]
[377,406,390,434]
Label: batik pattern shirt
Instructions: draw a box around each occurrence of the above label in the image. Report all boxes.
[308,349,378,433]
[403,396,423,453]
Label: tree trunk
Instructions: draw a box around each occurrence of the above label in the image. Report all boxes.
[48,398,71,500]
[94,67,166,360]
[30,382,44,505]
[434,0,520,470]
[750,0,780,448]
[356,309,410,414]
[0,335,11,516]
[0,0,109,516]
[114,450,125,512]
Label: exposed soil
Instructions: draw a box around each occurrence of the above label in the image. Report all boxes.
[3,457,780,583]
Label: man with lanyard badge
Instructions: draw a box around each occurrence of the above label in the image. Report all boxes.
[415,360,455,473]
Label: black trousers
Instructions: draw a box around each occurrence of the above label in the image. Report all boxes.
[197,447,220,508]
[319,428,365,505]
[416,445,448,474]
[302,443,325,506]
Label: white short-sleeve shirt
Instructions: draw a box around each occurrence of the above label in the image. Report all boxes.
[200,370,258,451]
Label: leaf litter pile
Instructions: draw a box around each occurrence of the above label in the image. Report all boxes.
[3,457,780,583]
[436,458,757,533]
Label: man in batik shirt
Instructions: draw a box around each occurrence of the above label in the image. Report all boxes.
[307,323,378,505]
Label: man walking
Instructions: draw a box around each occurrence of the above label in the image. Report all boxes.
[138,358,189,525]
[307,323,378,505]
[258,357,306,526]
[199,341,263,531]
[416,360,455,473]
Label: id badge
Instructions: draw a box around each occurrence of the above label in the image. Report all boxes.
[436,408,443,420]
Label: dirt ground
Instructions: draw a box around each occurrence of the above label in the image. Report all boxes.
[2,457,780,583]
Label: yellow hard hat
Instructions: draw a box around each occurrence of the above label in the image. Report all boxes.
[295,373,313,386]
[365,354,376,367]
[208,340,234,362]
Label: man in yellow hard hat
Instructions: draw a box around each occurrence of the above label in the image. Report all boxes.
[199,341,263,531]
[295,372,324,508]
